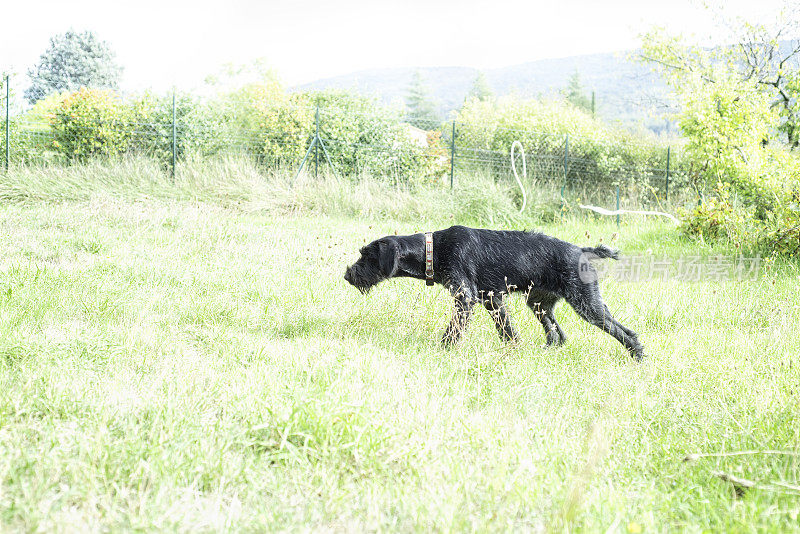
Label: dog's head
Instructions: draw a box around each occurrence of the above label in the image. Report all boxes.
[344,237,399,294]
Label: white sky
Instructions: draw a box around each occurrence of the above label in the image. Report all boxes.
[0,0,793,91]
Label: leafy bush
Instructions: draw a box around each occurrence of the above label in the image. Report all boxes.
[1,84,66,164]
[680,181,800,256]
[200,81,313,165]
[23,91,70,124]
[125,91,210,166]
[454,96,677,192]
[306,90,447,182]
[256,92,313,167]
[51,88,128,161]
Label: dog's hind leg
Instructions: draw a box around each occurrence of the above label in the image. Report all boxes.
[527,293,566,347]
[442,295,475,347]
[543,308,567,346]
[564,284,645,361]
[550,310,567,344]
[483,295,519,343]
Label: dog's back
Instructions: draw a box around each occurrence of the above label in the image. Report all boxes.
[436,225,594,296]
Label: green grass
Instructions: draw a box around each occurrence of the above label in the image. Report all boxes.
[1,161,799,531]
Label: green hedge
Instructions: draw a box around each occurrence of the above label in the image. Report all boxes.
[9,84,676,190]
[455,96,681,188]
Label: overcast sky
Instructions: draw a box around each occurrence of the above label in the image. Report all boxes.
[0,0,793,91]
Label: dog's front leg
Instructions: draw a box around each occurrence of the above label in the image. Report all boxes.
[442,296,474,347]
[484,296,520,344]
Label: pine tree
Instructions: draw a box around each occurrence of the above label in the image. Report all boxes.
[563,70,592,113]
[25,30,123,104]
[405,70,439,127]
[466,71,493,102]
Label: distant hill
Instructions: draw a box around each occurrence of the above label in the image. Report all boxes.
[294,50,675,133]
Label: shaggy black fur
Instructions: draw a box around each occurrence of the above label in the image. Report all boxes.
[344,225,645,361]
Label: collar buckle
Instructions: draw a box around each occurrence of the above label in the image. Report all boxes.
[425,232,434,286]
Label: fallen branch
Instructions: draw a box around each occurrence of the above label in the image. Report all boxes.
[712,471,800,496]
[713,471,757,489]
[775,481,800,492]
[578,204,680,224]
[684,450,800,462]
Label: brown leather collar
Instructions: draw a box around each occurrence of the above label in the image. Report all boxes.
[425,232,434,286]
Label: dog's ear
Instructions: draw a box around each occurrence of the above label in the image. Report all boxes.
[377,239,399,277]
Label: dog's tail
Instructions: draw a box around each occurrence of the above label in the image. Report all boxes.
[581,244,619,260]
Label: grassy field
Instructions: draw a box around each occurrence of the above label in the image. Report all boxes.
[1,162,799,531]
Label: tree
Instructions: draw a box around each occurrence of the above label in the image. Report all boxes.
[639,6,800,147]
[25,30,122,105]
[563,70,592,113]
[639,13,795,215]
[466,71,494,102]
[640,7,800,255]
[405,70,439,127]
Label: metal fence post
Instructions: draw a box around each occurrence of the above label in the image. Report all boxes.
[616,184,620,229]
[665,146,670,203]
[171,91,176,182]
[450,121,456,189]
[4,75,9,172]
[560,133,569,203]
[314,104,319,180]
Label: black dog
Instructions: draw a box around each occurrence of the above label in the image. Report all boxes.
[344,225,645,361]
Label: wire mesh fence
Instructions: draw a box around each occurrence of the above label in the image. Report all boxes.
[1,75,695,210]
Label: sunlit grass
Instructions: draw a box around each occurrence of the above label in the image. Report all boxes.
[0,162,799,531]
